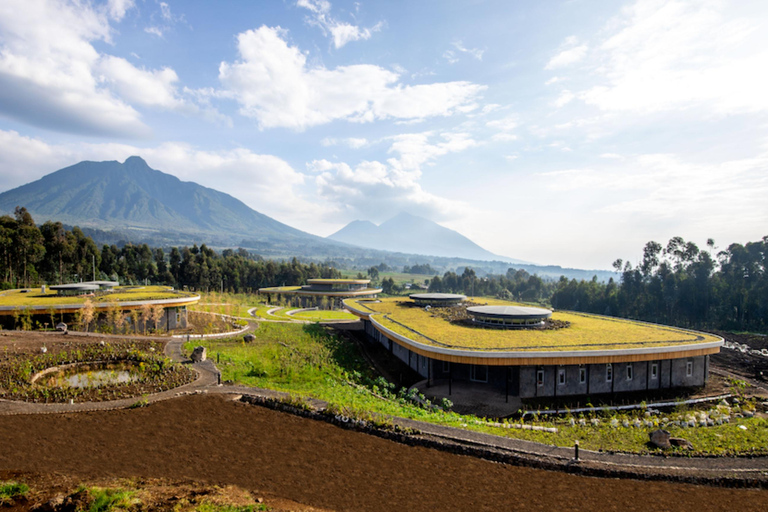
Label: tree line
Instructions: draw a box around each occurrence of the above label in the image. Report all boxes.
[551,236,768,332]
[0,208,341,292]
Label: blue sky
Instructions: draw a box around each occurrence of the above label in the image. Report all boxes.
[0,0,766,270]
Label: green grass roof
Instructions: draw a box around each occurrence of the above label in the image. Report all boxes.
[345,297,721,352]
[0,286,198,308]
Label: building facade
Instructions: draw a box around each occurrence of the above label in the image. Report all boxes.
[348,297,722,400]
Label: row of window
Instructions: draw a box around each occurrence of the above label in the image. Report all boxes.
[441,360,695,386]
[537,361,694,387]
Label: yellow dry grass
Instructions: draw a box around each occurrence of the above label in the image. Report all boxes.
[0,286,196,307]
[257,286,302,293]
[345,297,721,352]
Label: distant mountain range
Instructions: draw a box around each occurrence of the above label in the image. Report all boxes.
[328,212,528,264]
[0,157,617,282]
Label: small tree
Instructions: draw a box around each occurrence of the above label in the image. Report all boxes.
[130,309,140,334]
[150,304,165,333]
[139,303,152,335]
[80,299,95,332]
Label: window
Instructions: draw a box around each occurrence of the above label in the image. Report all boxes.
[626,363,633,381]
[470,365,488,383]
[579,366,586,384]
[686,360,693,377]
[651,363,658,379]
[442,361,450,373]
[606,363,613,382]
[536,369,544,387]
[558,367,566,386]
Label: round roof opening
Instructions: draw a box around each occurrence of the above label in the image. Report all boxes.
[467,305,552,328]
[409,293,467,306]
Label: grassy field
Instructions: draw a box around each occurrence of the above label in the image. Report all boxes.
[289,309,356,322]
[340,270,435,286]
[189,292,258,318]
[0,286,196,307]
[185,322,767,455]
[346,297,721,351]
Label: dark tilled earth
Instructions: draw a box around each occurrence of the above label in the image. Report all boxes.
[1,394,767,512]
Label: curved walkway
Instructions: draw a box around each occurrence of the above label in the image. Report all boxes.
[2,329,767,485]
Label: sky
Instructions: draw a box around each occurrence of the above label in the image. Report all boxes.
[0,0,766,270]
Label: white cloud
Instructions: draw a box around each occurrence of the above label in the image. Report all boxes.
[574,0,768,115]
[538,152,768,236]
[0,129,317,228]
[545,36,588,70]
[99,56,184,110]
[297,0,382,49]
[321,137,369,148]
[144,26,164,37]
[545,76,565,86]
[107,0,135,21]
[159,2,172,21]
[445,40,484,63]
[0,0,148,137]
[487,115,518,141]
[313,131,477,222]
[552,89,575,108]
[0,0,216,137]
[219,26,485,130]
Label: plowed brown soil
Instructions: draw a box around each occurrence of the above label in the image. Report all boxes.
[1,394,767,511]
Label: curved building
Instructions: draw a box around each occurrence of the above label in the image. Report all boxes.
[259,278,382,309]
[0,284,199,331]
[344,296,722,399]
[409,293,467,307]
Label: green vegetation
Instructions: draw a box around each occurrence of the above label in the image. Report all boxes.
[186,321,766,455]
[290,309,356,322]
[184,323,457,422]
[346,297,720,351]
[189,292,259,318]
[553,235,768,333]
[249,305,277,319]
[0,480,29,504]
[82,486,139,512]
[0,341,193,403]
[0,286,195,307]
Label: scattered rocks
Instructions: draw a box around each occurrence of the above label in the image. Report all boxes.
[649,429,671,449]
[243,334,255,343]
[669,437,694,450]
[190,346,207,362]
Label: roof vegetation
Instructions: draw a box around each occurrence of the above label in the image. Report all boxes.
[345,297,721,352]
[0,286,198,308]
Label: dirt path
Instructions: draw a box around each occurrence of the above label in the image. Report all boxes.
[1,393,767,512]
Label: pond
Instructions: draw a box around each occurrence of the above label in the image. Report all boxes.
[37,362,141,389]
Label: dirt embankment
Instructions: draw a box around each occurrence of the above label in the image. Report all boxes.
[1,394,767,512]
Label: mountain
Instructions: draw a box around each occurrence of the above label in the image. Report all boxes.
[0,157,614,281]
[0,156,346,254]
[328,212,528,263]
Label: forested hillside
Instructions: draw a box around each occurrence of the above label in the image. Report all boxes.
[0,207,341,292]
[3,206,765,333]
[551,236,768,332]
